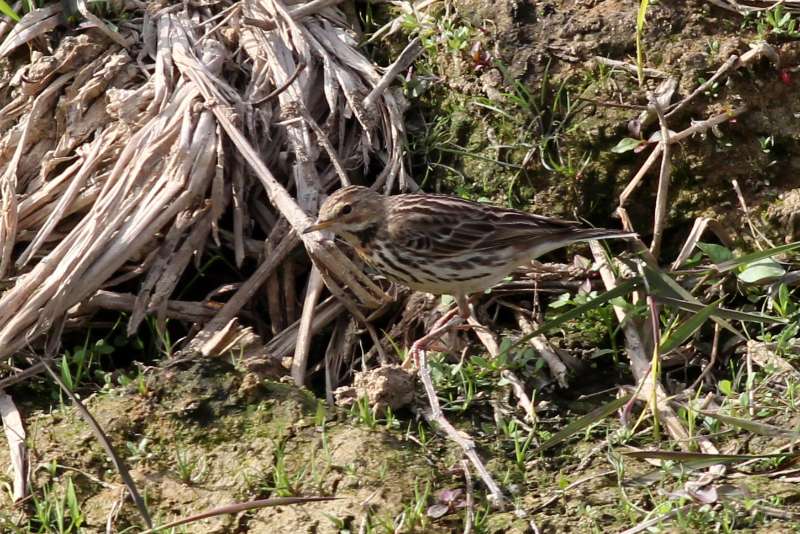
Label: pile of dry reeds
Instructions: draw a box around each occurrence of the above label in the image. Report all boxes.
[0,0,416,386]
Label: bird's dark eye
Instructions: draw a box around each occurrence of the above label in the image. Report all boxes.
[340,204,352,215]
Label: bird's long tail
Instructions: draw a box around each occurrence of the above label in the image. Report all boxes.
[519,228,637,260]
[569,227,638,243]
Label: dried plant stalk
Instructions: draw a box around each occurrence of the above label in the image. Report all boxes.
[0,0,408,368]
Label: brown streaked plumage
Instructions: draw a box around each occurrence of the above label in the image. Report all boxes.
[304,186,634,317]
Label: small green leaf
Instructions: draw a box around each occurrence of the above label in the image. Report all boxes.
[737,258,785,283]
[611,137,645,154]
[718,379,733,396]
[696,242,733,264]
[94,339,115,355]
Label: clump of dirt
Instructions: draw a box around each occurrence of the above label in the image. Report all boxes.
[334,365,416,414]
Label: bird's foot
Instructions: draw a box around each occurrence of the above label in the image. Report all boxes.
[403,311,464,369]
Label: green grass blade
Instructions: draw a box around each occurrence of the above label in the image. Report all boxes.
[626,452,799,486]
[642,265,744,339]
[623,450,794,462]
[539,393,632,451]
[654,295,787,324]
[659,299,720,355]
[715,241,800,273]
[0,1,20,21]
[635,0,650,86]
[698,410,800,437]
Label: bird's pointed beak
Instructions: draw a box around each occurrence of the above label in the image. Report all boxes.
[303,220,334,234]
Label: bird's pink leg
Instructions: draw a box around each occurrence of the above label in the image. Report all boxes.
[404,307,463,368]
[455,293,471,319]
[407,302,507,505]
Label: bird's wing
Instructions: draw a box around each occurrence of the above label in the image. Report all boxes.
[386,196,579,260]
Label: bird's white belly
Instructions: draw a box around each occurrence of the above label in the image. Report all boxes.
[367,246,518,295]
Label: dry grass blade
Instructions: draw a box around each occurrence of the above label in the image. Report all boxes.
[696,410,800,437]
[139,496,337,534]
[0,389,27,500]
[648,95,671,259]
[36,355,152,528]
[670,216,734,270]
[0,0,408,366]
[0,4,62,59]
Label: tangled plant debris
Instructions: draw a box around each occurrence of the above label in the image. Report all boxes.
[2,0,800,532]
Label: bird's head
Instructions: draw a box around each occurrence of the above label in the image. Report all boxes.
[303,185,385,236]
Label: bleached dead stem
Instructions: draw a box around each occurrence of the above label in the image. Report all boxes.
[291,267,325,385]
[515,312,569,388]
[0,390,27,501]
[619,106,746,207]
[0,0,409,366]
[648,96,671,259]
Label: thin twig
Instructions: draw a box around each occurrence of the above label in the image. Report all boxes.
[139,497,336,534]
[500,370,537,423]
[413,314,506,505]
[619,106,746,207]
[593,56,668,77]
[576,96,648,110]
[666,55,738,119]
[250,62,307,105]
[515,311,569,388]
[649,95,672,259]
[461,459,474,534]
[0,361,47,389]
[36,352,152,528]
[363,37,423,110]
[688,322,720,391]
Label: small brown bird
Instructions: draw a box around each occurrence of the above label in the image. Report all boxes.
[304,186,634,317]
